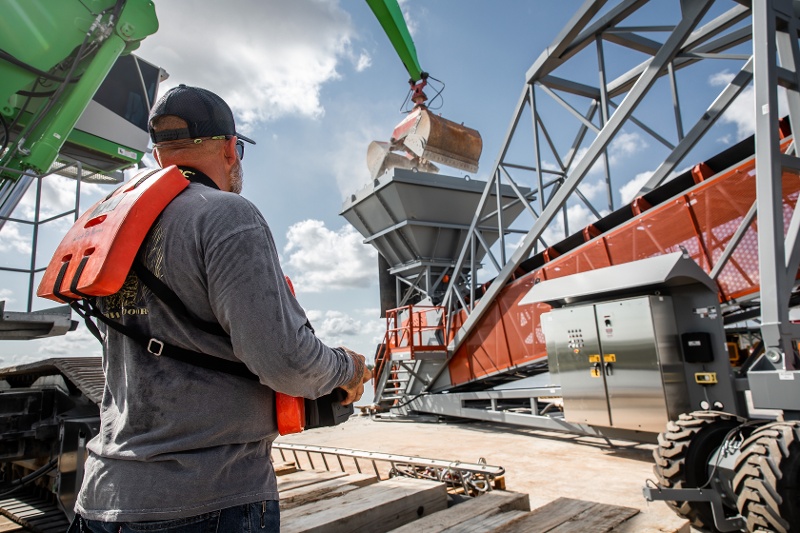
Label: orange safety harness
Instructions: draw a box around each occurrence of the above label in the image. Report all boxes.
[38,165,350,434]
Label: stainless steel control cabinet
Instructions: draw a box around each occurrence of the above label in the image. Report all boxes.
[542,295,690,433]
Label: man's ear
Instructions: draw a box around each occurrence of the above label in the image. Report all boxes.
[223,136,238,165]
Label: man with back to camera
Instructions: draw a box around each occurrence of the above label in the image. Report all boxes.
[69,85,372,532]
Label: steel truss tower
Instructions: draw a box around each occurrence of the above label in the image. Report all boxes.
[437,0,800,391]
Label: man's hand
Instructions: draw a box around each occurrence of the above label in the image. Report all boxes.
[339,347,373,405]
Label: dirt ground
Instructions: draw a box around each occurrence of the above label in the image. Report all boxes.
[276,414,690,533]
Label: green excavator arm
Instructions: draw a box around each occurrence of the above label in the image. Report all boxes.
[0,0,159,180]
[365,0,424,82]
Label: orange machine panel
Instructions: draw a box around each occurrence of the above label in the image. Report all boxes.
[38,165,188,302]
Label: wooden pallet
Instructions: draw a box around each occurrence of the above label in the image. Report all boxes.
[273,464,670,533]
[0,494,69,533]
[387,490,531,533]
[490,497,639,533]
[0,465,682,533]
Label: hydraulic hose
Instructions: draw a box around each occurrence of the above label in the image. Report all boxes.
[0,458,58,498]
[0,49,81,84]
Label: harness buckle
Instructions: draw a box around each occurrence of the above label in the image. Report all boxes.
[147,338,165,356]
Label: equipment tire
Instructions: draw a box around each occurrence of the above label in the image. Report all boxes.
[734,420,800,533]
[653,411,743,531]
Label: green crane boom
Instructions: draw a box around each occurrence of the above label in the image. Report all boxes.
[365,0,424,82]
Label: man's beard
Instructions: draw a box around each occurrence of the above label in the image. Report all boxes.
[229,159,244,194]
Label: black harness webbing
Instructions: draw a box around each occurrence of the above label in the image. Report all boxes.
[131,261,228,337]
[76,265,258,382]
[62,167,259,382]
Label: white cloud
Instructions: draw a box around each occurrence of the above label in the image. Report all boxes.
[610,131,648,162]
[327,121,386,197]
[397,0,419,36]
[572,131,648,177]
[305,309,384,360]
[618,163,691,205]
[0,324,101,368]
[0,351,49,368]
[578,179,607,201]
[709,70,735,87]
[283,220,377,292]
[314,310,361,337]
[139,0,357,131]
[710,70,755,140]
[0,223,31,254]
[34,324,102,358]
[542,203,605,244]
[708,69,788,141]
[355,51,373,72]
[619,170,654,204]
[0,288,14,304]
[10,175,106,223]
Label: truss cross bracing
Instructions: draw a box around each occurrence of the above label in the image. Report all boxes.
[436,0,800,382]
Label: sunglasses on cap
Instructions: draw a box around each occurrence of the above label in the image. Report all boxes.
[153,135,245,160]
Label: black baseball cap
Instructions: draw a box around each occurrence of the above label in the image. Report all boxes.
[148,84,256,145]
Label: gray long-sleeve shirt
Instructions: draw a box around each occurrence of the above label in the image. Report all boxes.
[75,170,355,522]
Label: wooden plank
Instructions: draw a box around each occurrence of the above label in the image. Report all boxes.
[491,497,638,533]
[388,491,530,533]
[280,474,379,510]
[274,461,298,476]
[18,515,69,532]
[493,498,595,533]
[549,501,638,533]
[0,502,39,512]
[0,516,22,532]
[14,510,46,520]
[281,477,448,533]
[439,510,530,533]
[282,480,373,510]
[611,520,690,533]
[277,470,349,492]
[13,506,59,518]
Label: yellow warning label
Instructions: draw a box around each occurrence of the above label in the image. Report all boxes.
[604,354,616,363]
[590,368,601,378]
[695,372,718,384]
[588,354,601,363]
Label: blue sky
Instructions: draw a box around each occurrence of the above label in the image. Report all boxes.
[1,1,760,373]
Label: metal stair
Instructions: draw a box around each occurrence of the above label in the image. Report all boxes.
[372,305,448,411]
[374,346,406,409]
[375,361,411,408]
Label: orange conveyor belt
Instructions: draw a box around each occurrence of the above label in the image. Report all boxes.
[442,133,800,388]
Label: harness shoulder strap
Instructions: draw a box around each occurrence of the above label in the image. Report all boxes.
[82,300,257,381]
[132,260,227,337]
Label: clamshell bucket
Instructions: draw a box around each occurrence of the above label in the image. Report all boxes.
[367,105,482,179]
[367,141,439,179]
[394,106,482,173]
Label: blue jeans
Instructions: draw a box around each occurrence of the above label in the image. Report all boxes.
[68,501,280,532]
